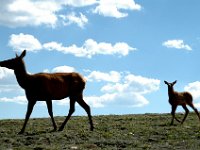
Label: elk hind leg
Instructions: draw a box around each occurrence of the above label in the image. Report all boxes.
[77,96,94,131]
[58,99,75,131]
[46,100,57,131]
[181,104,189,124]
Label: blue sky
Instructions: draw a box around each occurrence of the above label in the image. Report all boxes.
[1,0,200,119]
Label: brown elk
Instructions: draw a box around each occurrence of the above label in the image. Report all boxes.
[0,50,94,134]
[164,80,200,125]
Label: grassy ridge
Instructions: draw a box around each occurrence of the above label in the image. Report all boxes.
[1,113,200,149]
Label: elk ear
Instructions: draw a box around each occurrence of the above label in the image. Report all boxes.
[164,81,168,84]
[20,50,26,58]
[15,53,19,58]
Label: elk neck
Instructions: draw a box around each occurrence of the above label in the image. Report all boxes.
[14,62,30,89]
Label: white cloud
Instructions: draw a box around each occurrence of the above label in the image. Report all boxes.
[43,66,75,73]
[52,66,75,73]
[9,33,42,52]
[0,0,60,27]
[0,96,27,104]
[162,39,192,51]
[86,71,160,108]
[0,67,24,98]
[62,0,98,7]
[60,12,88,28]
[100,74,160,95]
[124,74,160,94]
[0,68,24,103]
[9,33,135,57]
[183,81,200,108]
[43,41,88,57]
[184,81,200,100]
[85,93,117,108]
[43,38,136,58]
[93,0,141,18]
[0,0,142,28]
[86,71,121,82]
[0,67,14,80]
[0,85,21,93]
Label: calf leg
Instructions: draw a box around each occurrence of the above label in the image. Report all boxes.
[171,105,178,125]
[188,103,200,121]
[77,97,94,131]
[58,99,75,131]
[181,104,189,124]
[18,101,36,134]
[46,100,57,131]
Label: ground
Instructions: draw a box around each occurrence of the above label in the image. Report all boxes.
[1,113,200,149]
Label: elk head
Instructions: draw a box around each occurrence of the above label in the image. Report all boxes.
[0,50,26,71]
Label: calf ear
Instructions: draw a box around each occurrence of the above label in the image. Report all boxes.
[173,80,177,85]
[164,81,168,84]
[20,50,26,58]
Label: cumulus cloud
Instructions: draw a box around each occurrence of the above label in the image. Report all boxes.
[0,0,60,27]
[184,81,200,108]
[85,93,117,108]
[93,0,141,18]
[0,0,142,28]
[0,96,27,104]
[0,67,24,101]
[61,0,98,7]
[44,38,136,58]
[9,33,135,57]
[162,39,192,51]
[0,67,14,80]
[184,81,200,100]
[0,85,21,93]
[0,67,19,87]
[59,12,88,28]
[51,66,75,73]
[9,33,42,52]
[86,71,121,82]
[85,71,160,108]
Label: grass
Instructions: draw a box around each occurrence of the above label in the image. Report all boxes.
[1,113,200,149]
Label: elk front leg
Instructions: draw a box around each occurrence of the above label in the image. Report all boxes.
[18,101,36,134]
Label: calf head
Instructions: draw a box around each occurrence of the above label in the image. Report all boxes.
[164,80,177,89]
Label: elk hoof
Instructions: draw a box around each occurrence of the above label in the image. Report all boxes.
[18,130,24,135]
[50,129,57,133]
[58,127,64,131]
[90,126,94,131]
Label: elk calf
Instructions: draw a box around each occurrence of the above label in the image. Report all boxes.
[164,80,200,125]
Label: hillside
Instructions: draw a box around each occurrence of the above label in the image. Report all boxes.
[0,113,200,150]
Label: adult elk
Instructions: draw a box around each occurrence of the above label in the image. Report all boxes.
[0,50,94,134]
[164,80,200,125]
